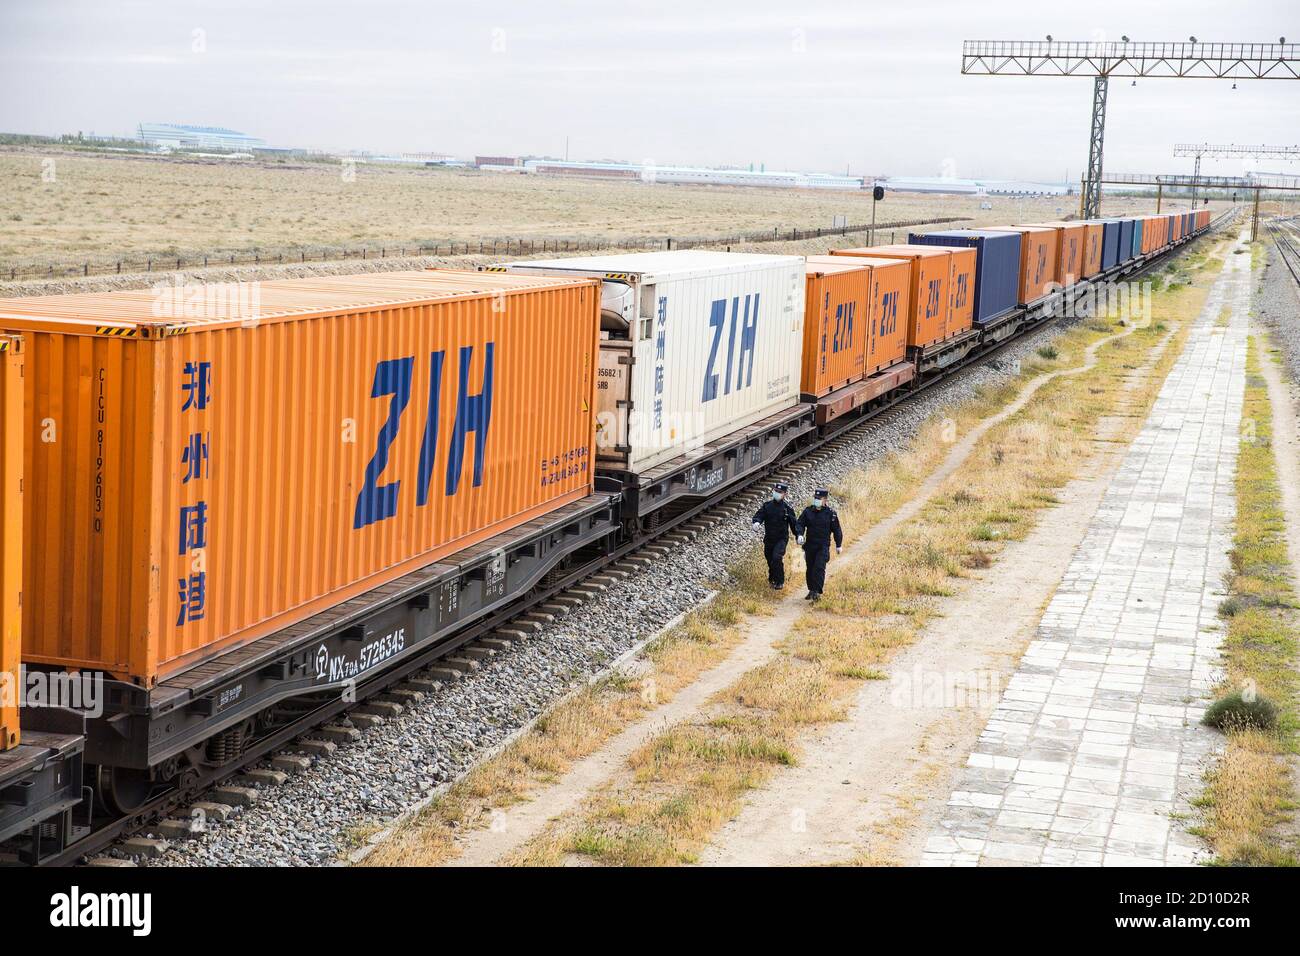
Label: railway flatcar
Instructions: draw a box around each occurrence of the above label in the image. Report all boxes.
[907,230,1020,333]
[0,270,624,814]
[802,255,913,427]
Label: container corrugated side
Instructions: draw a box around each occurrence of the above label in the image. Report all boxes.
[823,256,910,373]
[1081,223,1105,276]
[1018,222,1085,287]
[944,247,976,336]
[908,246,976,337]
[1099,221,1121,270]
[830,246,951,349]
[909,230,1020,325]
[0,270,600,686]
[1132,218,1144,259]
[494,251,805,476]
[800,259,870,398]
[982,228,1056,305]
[0,335,20,749]
[1117,220,1135,263]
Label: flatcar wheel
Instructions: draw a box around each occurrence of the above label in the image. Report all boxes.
[95,765,156,816]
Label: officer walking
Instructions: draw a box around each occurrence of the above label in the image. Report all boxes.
[751,482,799,590]
[796,488,843,601]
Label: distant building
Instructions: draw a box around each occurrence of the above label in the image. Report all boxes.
[880,176,982,195]
[475,155,520,168]
[881,176,1070,197]
[137,123,266,151]
[522,159,866,190]
[979,180,1070,197]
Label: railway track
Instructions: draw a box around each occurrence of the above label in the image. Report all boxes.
[42,215,1234,867]
[1268,217,1300,286]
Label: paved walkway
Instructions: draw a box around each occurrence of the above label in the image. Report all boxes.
[923,234,1252,866]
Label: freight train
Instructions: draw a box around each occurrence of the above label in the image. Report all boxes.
[0,207,1214,864]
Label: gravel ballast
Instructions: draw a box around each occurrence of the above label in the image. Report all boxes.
[1255,240,1300,386]
[133,319,1076,867]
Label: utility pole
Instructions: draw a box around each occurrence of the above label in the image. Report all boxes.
[961,40,1300,219]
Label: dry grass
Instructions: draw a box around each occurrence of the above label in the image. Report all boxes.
[362,238,1224,867]
[1195,334,1299,866]
[509,272,1216,867]
[360,580,775,866]
[0,145,1195,266]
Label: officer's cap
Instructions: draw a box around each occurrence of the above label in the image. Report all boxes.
[773,482,789,493]
[814,488,830,499]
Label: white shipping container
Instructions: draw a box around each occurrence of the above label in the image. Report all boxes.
[496,251,804,474]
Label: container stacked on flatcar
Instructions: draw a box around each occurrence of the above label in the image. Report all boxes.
[800,257,870,398]
[1017,222,1084,288]
[978,227,1057,306]
[805,255,909,377]
[0,271,602,687]
[0,335,21,751]
[908,230,1021,327]
[492,250,805,476]
[829,245,972,350]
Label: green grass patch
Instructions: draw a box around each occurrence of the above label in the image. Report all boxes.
[1198,333,1299,866]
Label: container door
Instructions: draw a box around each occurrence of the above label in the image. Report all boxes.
[595,341,633,468]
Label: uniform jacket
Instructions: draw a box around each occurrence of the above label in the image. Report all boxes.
[753,499,799,540]
[796,505,843,550]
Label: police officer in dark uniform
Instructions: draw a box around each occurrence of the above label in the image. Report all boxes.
[751,482,799,590]
[796,488,843,601]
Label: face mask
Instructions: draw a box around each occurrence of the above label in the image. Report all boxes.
[813,499,824,509]
[772,492,783,501]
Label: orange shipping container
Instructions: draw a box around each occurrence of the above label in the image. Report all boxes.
[1080,223,1104,277]
[0,271,600,686]
[987,228,1057,305]
[1,335,20,749]
[800,258,870,397]
[811,255,910,374]
[926,246,976,336]
[1020,222,1085,287]
[831,245,951,350]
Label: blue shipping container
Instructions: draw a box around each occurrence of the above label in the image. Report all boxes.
[1117,219,1135,264]
[909,229,1020,326]
[1098,220,1121,270]
[1132,218,1144,259]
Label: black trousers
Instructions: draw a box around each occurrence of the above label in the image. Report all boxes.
[763,536,788,586]
[804,544,830,595]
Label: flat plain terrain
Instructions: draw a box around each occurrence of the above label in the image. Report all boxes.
[0,146,1195,268]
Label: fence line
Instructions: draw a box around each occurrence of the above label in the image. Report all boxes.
[1,216,970,283]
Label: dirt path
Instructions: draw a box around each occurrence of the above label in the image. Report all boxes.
[447,323,1140,866]
[699,334,1175,866]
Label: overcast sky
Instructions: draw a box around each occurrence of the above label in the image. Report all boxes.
[2,0,1297,181]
